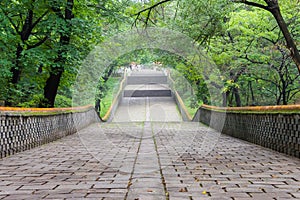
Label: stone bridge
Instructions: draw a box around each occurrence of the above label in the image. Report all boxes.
[0,70,299,199]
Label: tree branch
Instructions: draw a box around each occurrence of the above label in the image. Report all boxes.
[261,36,277,44]
[289,89,300,100]
[133,0,172,27]
[233,0,269,11]
[0,7,20,34]
[242,54,265,65]
[135,0,172,17]
[173,1,180,21]
[32,10,49,29]
[27,36,48,49]
[253,74,279,87]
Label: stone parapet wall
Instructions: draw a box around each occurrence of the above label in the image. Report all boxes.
[0,106,99,158]
[102,75,127,122]
[193,105,300,158]
[167,74,192,121]
[172,91,192,121]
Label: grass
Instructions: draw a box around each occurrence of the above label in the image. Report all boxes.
[183,100,200,117]
[100,77,121,118]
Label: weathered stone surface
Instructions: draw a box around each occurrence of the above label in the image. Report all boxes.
[0,122,299,199]
[195,107,300,158]
[0,109,98,159]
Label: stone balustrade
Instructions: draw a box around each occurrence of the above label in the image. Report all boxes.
[193,105,300,158]
[0,105,99,158]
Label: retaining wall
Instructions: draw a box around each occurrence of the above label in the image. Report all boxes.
[0,106,99,158]
[193,105,300,158]
[102,76,127,122]
[167,74,192,121]
[172,91,192,121]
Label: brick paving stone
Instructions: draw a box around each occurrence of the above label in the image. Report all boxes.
[128,194,166,200]
[2,195,45,200]
[250,193,284,199]
[192,197,228,200]
[86,192,124,198]
[0,122,299,199]
[291,192,300,198]
[45,193,88,199]
[93,183,127,189]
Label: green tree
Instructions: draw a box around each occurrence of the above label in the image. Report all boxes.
[41,0,75,107]
[0,0,129,108]
[210,5,300,106]
[0,0,51,105]
[235,0,300,74]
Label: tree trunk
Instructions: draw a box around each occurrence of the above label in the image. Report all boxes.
[233,87,241,107]
[43,69,63,107]
[239,0,300,74]
[11,44,23,84]
[95,99,101,117]
[6,7,49,106]
[269,6,300,75]
[276,92,282,105]
[202,95,209,104]
[281,81,288,105]
[228,91,234,107]
[10,9,34,85]
[42,0,74,107]
[222,92,229,107]
[249,81,255,105]
[94,65,115,118]
[6,44,24,106]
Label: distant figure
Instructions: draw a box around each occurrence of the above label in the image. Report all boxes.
[130,62,141,71]
[153,61,162,71]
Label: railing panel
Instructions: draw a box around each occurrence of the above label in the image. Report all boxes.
[194,105,300,158]
[0,106,98,158]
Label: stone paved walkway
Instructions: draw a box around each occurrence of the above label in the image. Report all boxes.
[0,122,299,200]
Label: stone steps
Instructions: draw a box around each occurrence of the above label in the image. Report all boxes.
[123,84,171,97]
[126,75,167,85]
[124,71,171,98]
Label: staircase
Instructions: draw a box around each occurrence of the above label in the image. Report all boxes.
[112,69,182,122]
[124,70,172,98]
